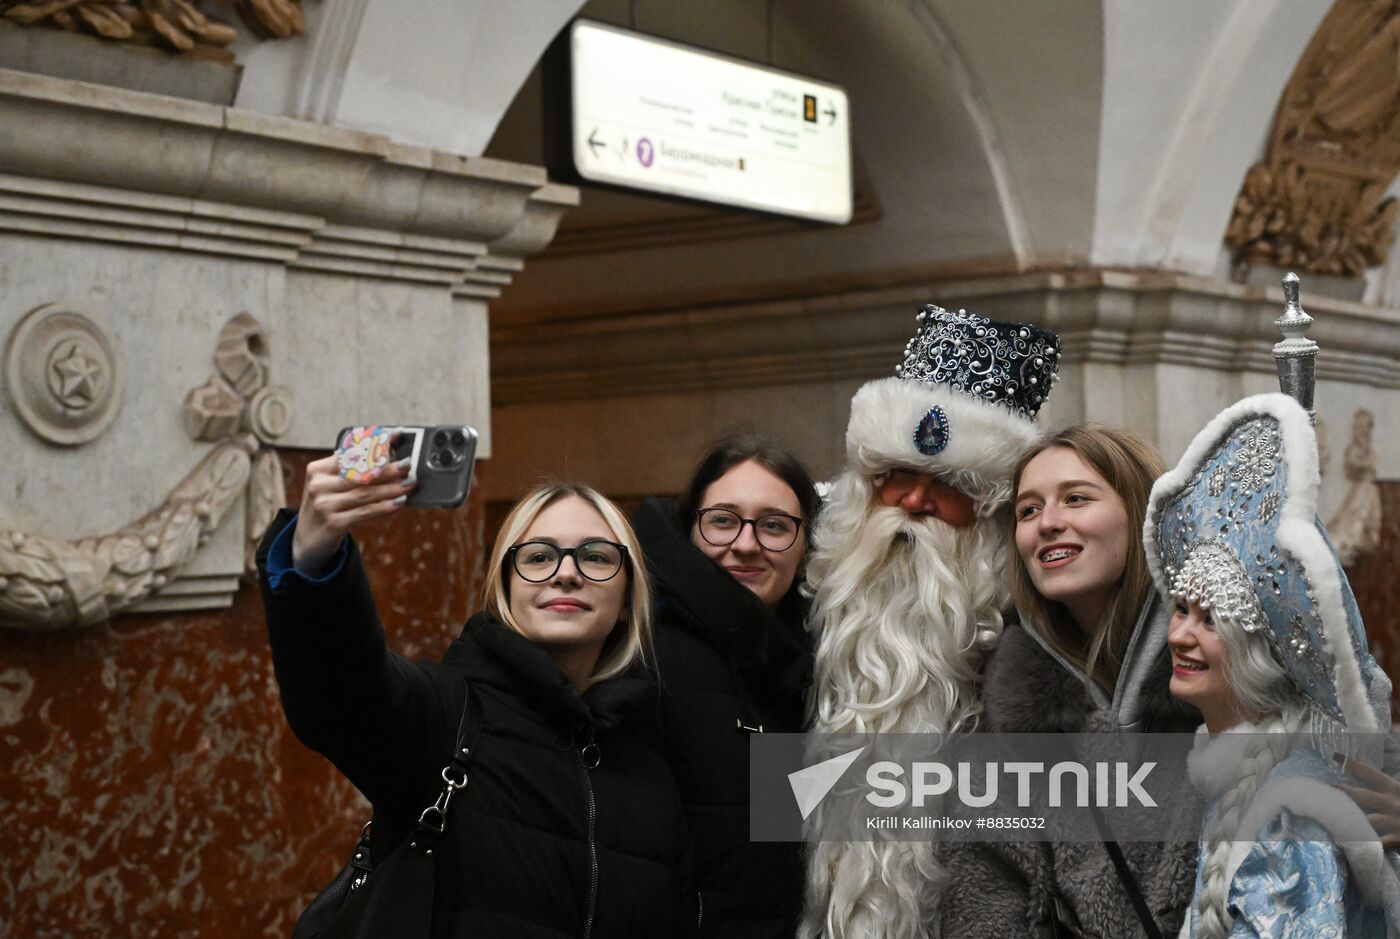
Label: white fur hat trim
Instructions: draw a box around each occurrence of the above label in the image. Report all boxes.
[845,376,1040,510]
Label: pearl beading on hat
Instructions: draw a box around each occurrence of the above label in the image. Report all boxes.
[1169,541,1269,634]
[893,305,1062,420]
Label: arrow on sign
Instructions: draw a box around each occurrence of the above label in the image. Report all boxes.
[823,106,838,126]
[588,128,606,157]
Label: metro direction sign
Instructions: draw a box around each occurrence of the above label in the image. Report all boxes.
[547,20,853,224]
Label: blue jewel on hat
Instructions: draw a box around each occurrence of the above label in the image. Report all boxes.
[914,406,950,456]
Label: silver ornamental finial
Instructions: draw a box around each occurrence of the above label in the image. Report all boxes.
[1273,271,1318,422]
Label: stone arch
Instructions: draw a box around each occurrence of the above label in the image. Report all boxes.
[233,0,588,156]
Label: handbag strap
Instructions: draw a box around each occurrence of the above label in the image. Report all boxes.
[415,683,483,834]
[1036,839,1082,939]
[1087,805,1163,939]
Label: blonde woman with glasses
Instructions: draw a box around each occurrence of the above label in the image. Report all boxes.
[258,460,696,937]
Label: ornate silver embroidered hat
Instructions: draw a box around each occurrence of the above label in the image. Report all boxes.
[1144,393,1385,732]
[895,305,1061,421]
[843,305,1061,509]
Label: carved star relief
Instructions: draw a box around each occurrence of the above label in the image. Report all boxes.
[48,342,102,407]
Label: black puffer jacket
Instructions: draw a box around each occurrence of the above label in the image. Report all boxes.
[259,510,696,938]
[632,497,813,938]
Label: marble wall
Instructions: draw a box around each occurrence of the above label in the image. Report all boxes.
[1346,481,1400,722]
[0,450,488,938]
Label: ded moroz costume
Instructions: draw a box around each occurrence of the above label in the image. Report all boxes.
[801,305,1061,939]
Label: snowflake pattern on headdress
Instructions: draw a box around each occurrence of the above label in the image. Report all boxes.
[1152,412,1364,721]
[1229,425,1280,492]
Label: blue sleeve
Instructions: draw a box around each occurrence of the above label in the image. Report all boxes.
[1227,812,1347,938]
[264,513,349,592]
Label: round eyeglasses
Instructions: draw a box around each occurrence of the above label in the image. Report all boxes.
[505,540,628,583]
[695,507,803,552]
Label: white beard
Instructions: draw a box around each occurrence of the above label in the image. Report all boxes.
[799,470,1010,939]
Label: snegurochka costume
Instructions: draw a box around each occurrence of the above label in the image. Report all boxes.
[1146,392,1400,938]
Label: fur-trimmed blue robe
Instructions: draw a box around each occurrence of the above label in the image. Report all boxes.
[1183,725,1398,938]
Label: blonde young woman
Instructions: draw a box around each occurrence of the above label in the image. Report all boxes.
[258,462,696,937]
[1148,393,1399,938]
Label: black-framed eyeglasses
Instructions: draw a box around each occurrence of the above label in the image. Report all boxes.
[695,507,803,552]
[505,540,629,583]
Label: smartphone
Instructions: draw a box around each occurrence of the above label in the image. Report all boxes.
[336,425,478,508]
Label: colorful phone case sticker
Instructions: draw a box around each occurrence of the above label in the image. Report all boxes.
[337,425,393,482]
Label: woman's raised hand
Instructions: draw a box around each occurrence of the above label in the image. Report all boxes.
[1336,757,1400,850]
[291,454,415,574]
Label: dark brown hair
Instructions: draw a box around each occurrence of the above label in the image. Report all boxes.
[679,431,821,554]
[1007,424,1165,692]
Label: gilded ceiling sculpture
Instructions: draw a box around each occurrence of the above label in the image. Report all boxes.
[0,0,307,60]
[1226,0,1400,278]
[0,311,290,631]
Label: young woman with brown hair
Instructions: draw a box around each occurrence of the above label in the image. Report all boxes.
[941,423,1200,939]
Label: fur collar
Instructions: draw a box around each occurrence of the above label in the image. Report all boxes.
[982,621,1196,733]
[1186,722,1259,799]
[983,622,1093,732]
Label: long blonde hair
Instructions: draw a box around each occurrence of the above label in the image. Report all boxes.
[1007,424,1164,692]
[481,482,654,685]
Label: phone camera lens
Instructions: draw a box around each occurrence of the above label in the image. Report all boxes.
[433,430,450,447]
[432,449,458,469]
[450,431,466,449]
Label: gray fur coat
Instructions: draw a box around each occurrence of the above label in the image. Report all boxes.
[938,598,1200,939]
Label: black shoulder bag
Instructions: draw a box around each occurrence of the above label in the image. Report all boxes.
[293,684,483,939]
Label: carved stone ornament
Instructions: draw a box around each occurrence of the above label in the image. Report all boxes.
[245,449,285,574]
[1,311,294,631]
[0,0,308,63]
[244,385,292,443]
[1225,0,1400,277]
[4,304,122,446]
[0,442,251,628]
[1327,408,1382,567]
[214,311,270,397]
[182,375,243,441]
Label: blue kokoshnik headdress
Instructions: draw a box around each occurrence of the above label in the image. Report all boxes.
[1144,392,1387,733]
